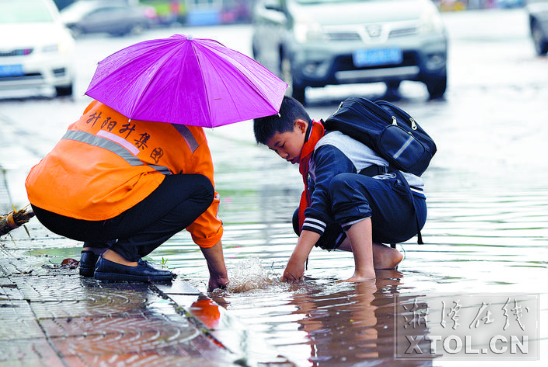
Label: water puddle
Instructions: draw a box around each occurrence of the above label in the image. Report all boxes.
[149,139,548,366]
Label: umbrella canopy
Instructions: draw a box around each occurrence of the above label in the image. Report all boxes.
[85,34,287,128]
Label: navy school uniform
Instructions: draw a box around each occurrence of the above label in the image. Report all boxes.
[294,130,427,250]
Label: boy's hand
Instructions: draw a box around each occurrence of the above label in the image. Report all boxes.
[282,260,305,282]
[282,230,320,283]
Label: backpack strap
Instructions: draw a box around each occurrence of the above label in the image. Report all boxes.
[395,170,424,245]
[358,165,395,177]
[359,166,424,245]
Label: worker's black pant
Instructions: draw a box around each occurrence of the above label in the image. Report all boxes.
[32,174,213,262]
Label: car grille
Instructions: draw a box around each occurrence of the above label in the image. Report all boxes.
[0,48,34,57]
[327,32,362,41]
[389,26,418,38]
[324,23,418,42]
[0,73,43,81]
[53,68,66,77]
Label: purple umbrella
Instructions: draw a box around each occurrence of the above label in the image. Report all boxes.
[85,34,287,128]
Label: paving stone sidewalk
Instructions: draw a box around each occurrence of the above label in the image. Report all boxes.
[0,169,287,367]
[0,239,240,366]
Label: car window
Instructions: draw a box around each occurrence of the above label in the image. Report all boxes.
[0,0,55,24]
[61,1,99,17]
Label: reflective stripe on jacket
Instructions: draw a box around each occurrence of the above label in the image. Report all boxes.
[25,100,223,248]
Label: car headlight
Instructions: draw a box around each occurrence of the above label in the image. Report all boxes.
[57,39,73,54]
[43,40,73,54]
[294,17,327,43]
[419,5,445,34]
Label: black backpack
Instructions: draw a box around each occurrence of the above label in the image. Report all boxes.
[323,97,436,176]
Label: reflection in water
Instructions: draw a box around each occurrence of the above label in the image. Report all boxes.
[209,268,434,367]
[190,295,221,328]
[288,280,381,365]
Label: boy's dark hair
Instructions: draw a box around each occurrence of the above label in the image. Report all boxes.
[253,96,312,145]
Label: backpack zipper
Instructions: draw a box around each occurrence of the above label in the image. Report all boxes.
[377,100,418,129]
[410,117,417,130]
[376,100,435,146]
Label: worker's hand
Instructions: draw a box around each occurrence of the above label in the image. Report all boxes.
[208,275,229,292]
[282,259,305,283]
[200,241,229,292]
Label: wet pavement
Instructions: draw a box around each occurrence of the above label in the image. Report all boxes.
[0,171,293,367]
[0,222,225,366]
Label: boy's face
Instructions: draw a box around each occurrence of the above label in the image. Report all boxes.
[265,119,307,164]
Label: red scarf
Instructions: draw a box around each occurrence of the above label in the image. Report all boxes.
[297,120,325,232]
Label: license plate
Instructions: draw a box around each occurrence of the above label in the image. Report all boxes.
[0,64,24,77]
[353,48,403,67]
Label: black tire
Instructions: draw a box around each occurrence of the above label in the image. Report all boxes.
[281,56,306,105]
[252,41,258,60]
[56,83,73,97]
[385,80,401,91]
[130,23,146,36]
[425,74,447,99]
[292,84,306,105]
[532,21,548,56]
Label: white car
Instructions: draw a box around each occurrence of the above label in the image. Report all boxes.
[0,0,76,96]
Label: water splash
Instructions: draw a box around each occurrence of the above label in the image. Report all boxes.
[227,257,280,293]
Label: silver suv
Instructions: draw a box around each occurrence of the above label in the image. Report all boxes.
[252,0,448,104]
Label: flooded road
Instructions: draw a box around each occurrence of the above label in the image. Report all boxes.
[151,130,548,366]
[1,8,547,367]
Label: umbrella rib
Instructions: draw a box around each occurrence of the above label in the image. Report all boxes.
[199,44,280,124]
[129,47,184,115]
[191,42,214,127]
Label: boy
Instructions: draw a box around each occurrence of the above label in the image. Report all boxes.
[253,96,427,282]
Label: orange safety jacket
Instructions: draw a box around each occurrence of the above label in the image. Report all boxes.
[25,100,223,248]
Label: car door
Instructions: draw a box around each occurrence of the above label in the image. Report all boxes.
[82,6,128,35]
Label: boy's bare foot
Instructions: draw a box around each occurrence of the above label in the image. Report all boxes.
[372,243,403,269]
[344,274,376,282]
[344,270,376,282]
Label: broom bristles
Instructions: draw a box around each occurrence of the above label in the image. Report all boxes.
[0,205,35,236]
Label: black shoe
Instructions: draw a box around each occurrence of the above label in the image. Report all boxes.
[94,256,174,282]
[79,251,99,277]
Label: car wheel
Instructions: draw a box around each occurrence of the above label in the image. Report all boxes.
[252,41,258,59]
[56,83,73,97]
[130,23,146,36]
[292,85,306,105]
[281,57,306,105]
[532,21,548,56]
[424,74,447,99]
[385,80,401,91]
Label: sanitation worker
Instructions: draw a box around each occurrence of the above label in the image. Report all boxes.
[25,100,229,290]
